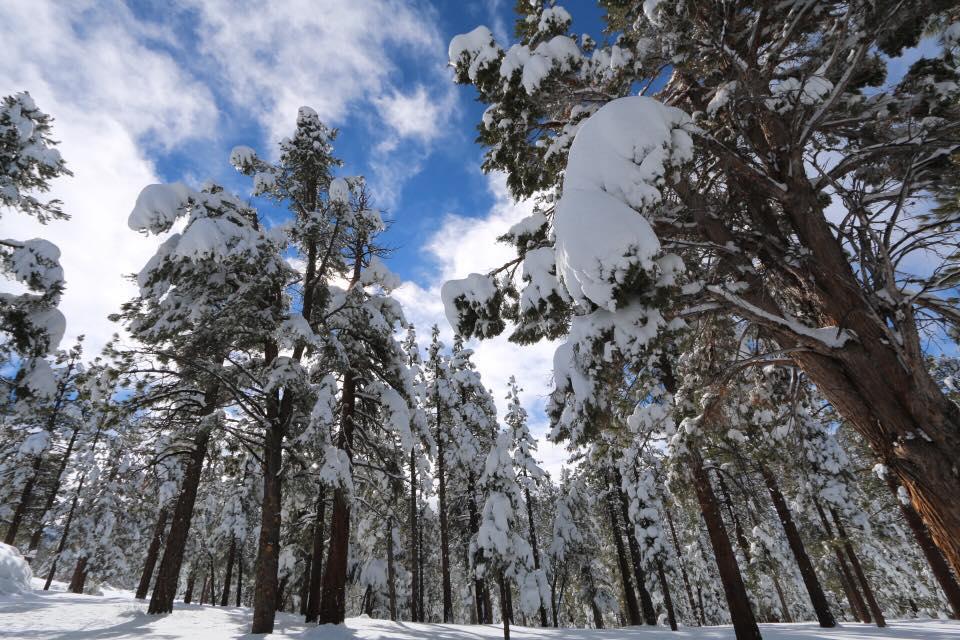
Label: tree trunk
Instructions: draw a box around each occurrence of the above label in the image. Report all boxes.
[499,574,510,640]
[28,426,81,555]
[317,373,356,625]
[884,473,960,618]
[656,560,678,630]
[305,485,326,622]
[4,454,43,546]
[523,486,549,627]
[136,508,169,600]
[591,600,604,629]
[221,536,236,607]
[437,399,453,623]
[665,506,700,625]
[759,464,835,627]
[299,552,311,616]
[615,479,657,625]
[831,508,885,627]
[387,517,397,621]
[468,476,487,624]
[200,574,210,605]
[148,424,213,614]
[770,573,791,623]
[68,554,87,594]
[236,556,243,607]
[689,449,761,640]
[715,472,752,563]
[418,509,426,620]
[184,566,197,604]
[606,489,642,625]
[251,420,284,632]
[276,576,289,612]
[408,449,420,622]
[814,499,868,622]
[43,479,82,591]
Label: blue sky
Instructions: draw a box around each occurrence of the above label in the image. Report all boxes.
[0,0,609,474]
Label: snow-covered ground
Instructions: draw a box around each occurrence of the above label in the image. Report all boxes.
[1,580,957,640]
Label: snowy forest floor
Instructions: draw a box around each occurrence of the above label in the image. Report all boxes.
[1,581,958,640]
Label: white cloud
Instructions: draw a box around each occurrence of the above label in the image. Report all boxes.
[180,0,446,144]
[376,85,450,143]
[393,174,574,478]
[0,0,219,357]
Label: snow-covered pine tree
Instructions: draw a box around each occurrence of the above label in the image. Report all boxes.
[446,1,960,579]
[476,428,537,640]
[503,375,550,626]
[1,92,71,400]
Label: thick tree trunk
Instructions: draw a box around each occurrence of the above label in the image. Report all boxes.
[200,574,210,605]
[759,465,835,627]
[831,509,885,627]
[689,449,761,640]
[148,425,213,614]
[408,450,420,622]
[251,420,284,632]
[305,485,326,622]
[884,474,960,618]
[606,490,641,625]
[387,516,397,621]
[615,479,657,625]
[136,508,169,600]
[68,555,87,594]
[437,402,453,623]
[221,536,236,607]
[665,506,701,625]
[317,373,356,624]
[523,486,549,627]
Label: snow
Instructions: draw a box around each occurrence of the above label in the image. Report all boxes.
[554,96,692,310]
[500,36,582,94]
[448,26,502,82]
[1,586,957,639]
[0,544,31,595]
[329,177,350,204]
[128,183,192,233]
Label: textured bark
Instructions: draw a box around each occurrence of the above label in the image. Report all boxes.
[615,479,657,625]
[832,509,885,627]
[136,508,169,600]
[251,419,284,632]
[221,536,236,607]
[408,450,420,622]
[317,373,356,624]
[305,486,327,622]
[148,423,214,614]
[760,465,835,627]
[606,490,641,625]
[690,449,761,640]
[884,474,960,618]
